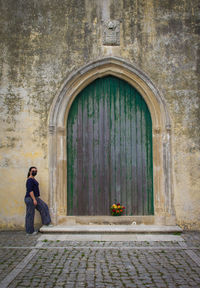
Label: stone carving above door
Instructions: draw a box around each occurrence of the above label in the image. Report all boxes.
[102,20,120,46]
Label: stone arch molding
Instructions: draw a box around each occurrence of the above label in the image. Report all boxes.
[48,57,176,225]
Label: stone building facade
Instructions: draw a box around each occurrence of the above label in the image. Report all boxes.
[0,0,199,229]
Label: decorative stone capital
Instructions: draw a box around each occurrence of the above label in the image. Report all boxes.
[49,125,55,134]
[166,125,171,133]
[57,127,65,134]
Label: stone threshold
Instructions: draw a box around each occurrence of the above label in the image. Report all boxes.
[40,224,182,234]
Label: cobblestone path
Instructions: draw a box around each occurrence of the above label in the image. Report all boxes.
[0,231,200,288]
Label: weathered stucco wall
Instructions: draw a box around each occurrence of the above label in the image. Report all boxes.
[0,0,199,229]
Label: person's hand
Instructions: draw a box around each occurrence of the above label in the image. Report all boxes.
[33,199,37,206]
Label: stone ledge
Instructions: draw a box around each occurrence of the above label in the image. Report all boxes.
[40,224,182,234]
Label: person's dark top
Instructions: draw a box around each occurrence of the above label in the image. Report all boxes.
[25,178,40,198]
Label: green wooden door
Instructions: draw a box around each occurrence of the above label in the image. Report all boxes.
[67,76,153,215]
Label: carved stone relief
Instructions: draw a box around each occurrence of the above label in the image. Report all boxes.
[102,20,120,46]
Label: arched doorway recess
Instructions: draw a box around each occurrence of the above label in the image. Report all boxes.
[49,57,175,225]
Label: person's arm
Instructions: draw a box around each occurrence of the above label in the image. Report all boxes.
[29,191,37,206]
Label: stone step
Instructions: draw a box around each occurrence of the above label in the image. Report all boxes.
[56,215,176,226]
[40,224,182,234]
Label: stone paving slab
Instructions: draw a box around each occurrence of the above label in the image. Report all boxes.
[0,231,199,288]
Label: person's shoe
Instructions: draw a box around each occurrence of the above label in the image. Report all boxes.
[26,230,38,235]
[43,223,53,227]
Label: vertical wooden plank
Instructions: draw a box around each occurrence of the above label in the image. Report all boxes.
[147,110,154,214]
[67,113,71,215]
[130,88,137,215]
[125,84,132,215]
[77,93,83,215]
[141,101,148,215]
[67,108,73,215]
[97,78,104,215]
[72,100,78,215]
[115,78,121,203]
[81,89,89,215]
[98,78,105,215]
[110,77,116,205]
[136,93,143,215]
[86,84,94,214]
[119,79,127,210]
[103,77,111,214]
[67,97,78,215]
[93,79,100,215]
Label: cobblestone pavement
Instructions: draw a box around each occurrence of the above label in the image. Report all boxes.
[0,231,200,288]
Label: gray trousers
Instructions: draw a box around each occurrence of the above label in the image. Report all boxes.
[24,197,51,234]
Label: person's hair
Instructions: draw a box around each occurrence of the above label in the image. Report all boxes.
[27,166,37,178]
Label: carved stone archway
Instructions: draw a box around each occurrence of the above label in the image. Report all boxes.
[48,57,176,225]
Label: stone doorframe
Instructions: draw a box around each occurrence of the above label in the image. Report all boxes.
[48,57,176,225]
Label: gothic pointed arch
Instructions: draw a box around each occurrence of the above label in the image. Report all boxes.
[48,57,175,225]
